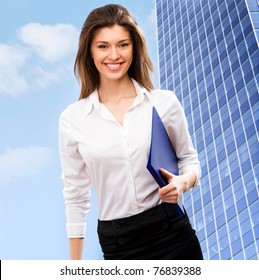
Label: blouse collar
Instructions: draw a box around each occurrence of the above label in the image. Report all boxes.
[83,79,149,116]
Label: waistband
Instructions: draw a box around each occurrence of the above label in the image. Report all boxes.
[98,202,185,226]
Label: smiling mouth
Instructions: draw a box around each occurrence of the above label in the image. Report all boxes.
[105,63,123,70]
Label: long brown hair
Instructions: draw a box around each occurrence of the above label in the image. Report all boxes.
[74,4,154,100]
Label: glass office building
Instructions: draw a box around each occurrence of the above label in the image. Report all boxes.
[156,0,259,259]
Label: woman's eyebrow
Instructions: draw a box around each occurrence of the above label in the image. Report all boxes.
[95,39,131,44]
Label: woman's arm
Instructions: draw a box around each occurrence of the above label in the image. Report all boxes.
[59,111,92,259]
[69,238,84,260]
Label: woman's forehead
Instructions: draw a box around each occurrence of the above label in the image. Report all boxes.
[92,24,131,43]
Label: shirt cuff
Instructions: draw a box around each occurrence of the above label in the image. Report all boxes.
[181,165,201,187]
[66,223,86,238]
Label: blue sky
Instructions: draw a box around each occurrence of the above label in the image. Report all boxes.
[0,0,158,260]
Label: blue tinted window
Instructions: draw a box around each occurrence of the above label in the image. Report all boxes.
[243,230,254,247]
[233,250,245,260]
[227,206,236,221]
[245,243,257,259]
[232,238,243,256]
[216,213,226,229]
[221,246,231,259]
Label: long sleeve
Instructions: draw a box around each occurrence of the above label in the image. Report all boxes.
[59,111,92,238]
[149,90,201,186]
[166,94,201,186]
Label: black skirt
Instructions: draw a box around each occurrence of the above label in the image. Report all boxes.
[97,202,203,260]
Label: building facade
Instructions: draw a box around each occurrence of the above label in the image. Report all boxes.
[156,0,259,259]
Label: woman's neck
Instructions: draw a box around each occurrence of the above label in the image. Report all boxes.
[98,76,136,103]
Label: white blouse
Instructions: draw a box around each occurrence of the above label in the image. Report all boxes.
[59,79,200,238]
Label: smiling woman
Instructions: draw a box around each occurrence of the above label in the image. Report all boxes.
[0,0,160,261]
[74,4,153,99]
[59,3,202,261]
[90,25,133,85]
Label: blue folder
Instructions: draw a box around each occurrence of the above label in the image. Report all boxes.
[147,106,184,215]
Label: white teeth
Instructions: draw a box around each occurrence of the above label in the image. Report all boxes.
[106,63,121,69]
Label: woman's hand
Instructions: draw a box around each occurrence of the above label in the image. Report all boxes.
[158,168,191,203]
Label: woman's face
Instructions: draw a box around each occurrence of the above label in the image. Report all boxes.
[90,24,133,84]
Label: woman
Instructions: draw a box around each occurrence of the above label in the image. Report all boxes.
[59,4,203,260]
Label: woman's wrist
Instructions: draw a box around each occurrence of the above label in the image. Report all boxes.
[180,171,197,193]
[69,238,84,260]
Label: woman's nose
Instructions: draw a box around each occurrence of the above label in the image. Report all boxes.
[108,47,120,60]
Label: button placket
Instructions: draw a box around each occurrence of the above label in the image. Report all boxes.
[121,112,138,208]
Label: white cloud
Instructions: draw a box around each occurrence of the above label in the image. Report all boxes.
[0,146,52,186]
[31,64,71,88]
[0,22,79,96]
[18,23,79,62]
[0,44,29,96]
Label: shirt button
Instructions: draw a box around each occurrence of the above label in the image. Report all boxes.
[161,222,169,229]
[117,237,125,245]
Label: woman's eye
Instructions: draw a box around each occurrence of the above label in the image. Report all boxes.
[119,43,128,48]
[97,45,107,49]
